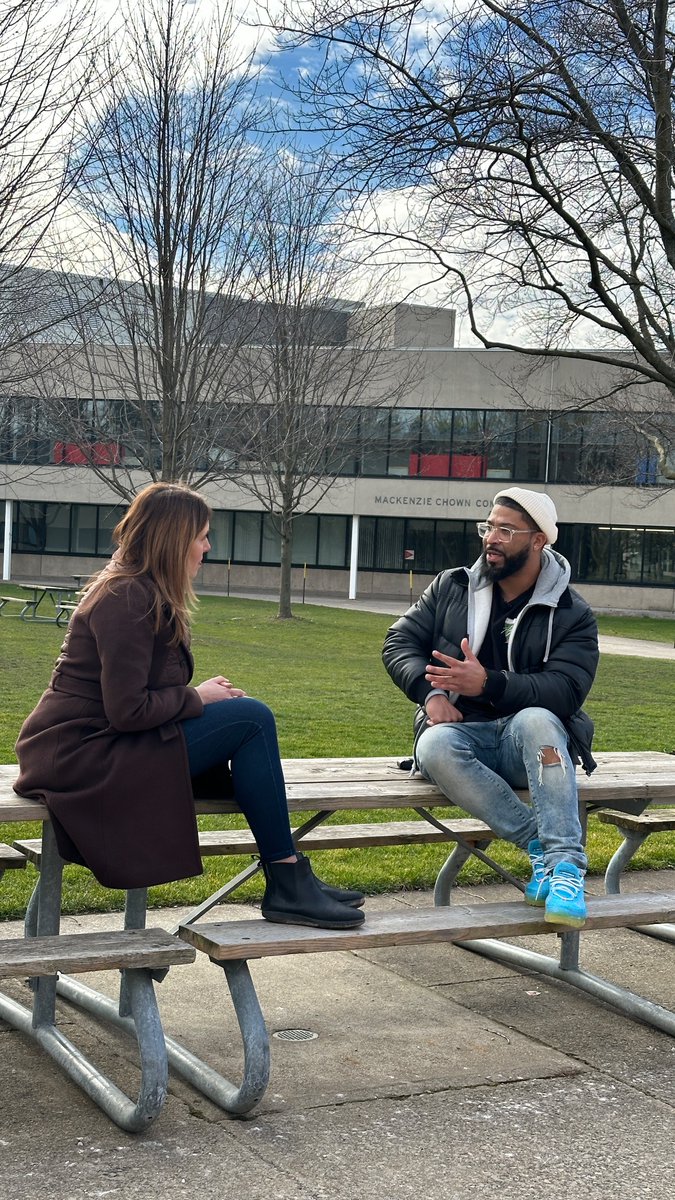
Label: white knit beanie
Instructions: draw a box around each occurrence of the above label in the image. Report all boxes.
[492,487,559,545]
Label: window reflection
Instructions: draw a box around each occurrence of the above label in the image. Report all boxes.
[9,502,674,588]
[3,400,671,491]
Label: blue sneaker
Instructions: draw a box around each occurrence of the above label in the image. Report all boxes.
[524,838,550,906]
[544,862,587,928]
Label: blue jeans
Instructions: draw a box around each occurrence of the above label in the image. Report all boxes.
[415,707,586,871]
[180,697,295,862]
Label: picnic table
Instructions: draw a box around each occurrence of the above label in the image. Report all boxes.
[0,583,79,625]
[2,752,675,1129]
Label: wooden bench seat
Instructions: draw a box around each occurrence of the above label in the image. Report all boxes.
[0,842,26,870]
[56,602,77,627]
[14,817,496,869]
[179,892,675,960]
[0,595,27,615]
[0,926,195,979]
[175,891,675,1114]
[599,807,675,834]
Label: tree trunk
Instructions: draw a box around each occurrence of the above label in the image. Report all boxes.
[278,511,294,619]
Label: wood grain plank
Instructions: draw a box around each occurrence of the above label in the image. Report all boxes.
[2,752,675,824]
[0,928,195,978]
[598,808,675,832]
[198,818,495,855]
[0,843,26,868]
[179,892,675,960]
[15,818,496,866]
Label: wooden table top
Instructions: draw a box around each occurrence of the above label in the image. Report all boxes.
[1,751,674,823]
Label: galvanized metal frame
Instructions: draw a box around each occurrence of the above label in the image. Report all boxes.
[432,802,675,1033]
[604,825,675,946]
[56,959,270,1116]
[6,784,675,1125]
[0,823,171,1132]
[3,815,276,1121]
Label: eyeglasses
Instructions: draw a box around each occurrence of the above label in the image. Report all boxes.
[476,521,538,543]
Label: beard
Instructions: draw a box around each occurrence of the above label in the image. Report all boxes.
[479,544,530,583]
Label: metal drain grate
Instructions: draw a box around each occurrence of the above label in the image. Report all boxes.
[272,1028,319,1042]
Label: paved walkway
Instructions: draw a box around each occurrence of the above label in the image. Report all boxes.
[0,586,671,1192]
[1,871,675,1198]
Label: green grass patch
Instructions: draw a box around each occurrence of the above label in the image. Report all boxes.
[595,613,674,643]
[0,593,673,918]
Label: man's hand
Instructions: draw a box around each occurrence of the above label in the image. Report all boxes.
[425,694,463,725]
[425,638,488,698]
[196,676,247,704]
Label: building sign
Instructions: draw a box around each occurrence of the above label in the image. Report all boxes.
[374,493,492,509]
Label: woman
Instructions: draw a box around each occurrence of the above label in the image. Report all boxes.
[14,482,364,930]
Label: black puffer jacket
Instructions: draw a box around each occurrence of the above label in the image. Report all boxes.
[383,550,599,773]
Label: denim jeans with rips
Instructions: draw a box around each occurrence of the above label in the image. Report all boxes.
[415,706,586,872]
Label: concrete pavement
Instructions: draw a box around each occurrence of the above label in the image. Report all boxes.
[1,870,675,1198]
[0,586,671,1192]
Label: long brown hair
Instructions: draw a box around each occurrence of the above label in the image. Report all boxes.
[81,482,210,645]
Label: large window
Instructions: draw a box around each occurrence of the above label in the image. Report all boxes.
[233,512,262,561]
[317,515,349,566]
[359,408,390,476]
[484,410,517,480]
[208,510,233,561]
[9,501,674,587]
[387,409,421,477]
[513,414,549,481]
[2,398,670,489]
[12,501,126,555]
[358,517,474,573]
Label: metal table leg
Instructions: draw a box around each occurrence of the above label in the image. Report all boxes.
[0,822,172,1131]
[605,828,675,946]
[434,840,494,906]
[453,932,675,1036]
[56,956,270,1116]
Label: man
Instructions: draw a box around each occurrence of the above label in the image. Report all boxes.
[382,487,599,927]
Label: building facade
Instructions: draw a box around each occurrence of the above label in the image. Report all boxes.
[1,304,674,614]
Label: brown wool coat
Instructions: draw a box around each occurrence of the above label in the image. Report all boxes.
[14,574,207,889]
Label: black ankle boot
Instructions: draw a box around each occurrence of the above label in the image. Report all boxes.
[261,857,365,929]
[295,855,365,907]
[317,879,365,908]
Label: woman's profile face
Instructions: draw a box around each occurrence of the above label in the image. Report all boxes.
[188,522,210,578]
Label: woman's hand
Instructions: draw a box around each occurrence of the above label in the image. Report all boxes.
[196,676,247,704]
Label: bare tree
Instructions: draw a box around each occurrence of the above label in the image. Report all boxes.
[279,0,675,477]
[0,0,97,289]
[225,150,423,618]
[0,0,100,505]
[30,0,267,498]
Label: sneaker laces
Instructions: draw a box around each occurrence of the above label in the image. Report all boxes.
[548,867,584,900]
[528,844,547,882]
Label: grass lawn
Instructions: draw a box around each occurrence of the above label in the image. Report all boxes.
[0,592,673,918]
[595,613,675,643]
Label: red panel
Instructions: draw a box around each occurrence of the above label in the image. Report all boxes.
[419,453,450,477]
[52,441,123,466]
[91,442,123,465]
[451,454,486,478]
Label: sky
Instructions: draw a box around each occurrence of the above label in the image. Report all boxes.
[44,0,598,350]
